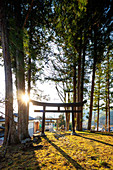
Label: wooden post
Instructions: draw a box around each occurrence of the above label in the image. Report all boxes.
[41,106,46,136]
[72,106,76,135]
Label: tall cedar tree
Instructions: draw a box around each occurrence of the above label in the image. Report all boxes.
[88,25,97,130]
[0,0,18,144]
[14,1,29,140]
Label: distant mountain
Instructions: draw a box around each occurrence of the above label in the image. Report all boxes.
[83,110,113,128]
[91,110,113,127]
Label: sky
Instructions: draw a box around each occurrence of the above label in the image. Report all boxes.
[0,63,62,118]
[0,50,87,125]
[0,41,65,119]
[29,82,62,118]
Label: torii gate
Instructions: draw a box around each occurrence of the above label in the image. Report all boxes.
[30,100,87,136]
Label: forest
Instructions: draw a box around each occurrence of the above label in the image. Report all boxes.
[0,0,113,145]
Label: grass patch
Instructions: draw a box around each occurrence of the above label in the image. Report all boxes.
[0,131,113,169]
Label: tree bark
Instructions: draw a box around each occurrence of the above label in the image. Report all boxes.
[27,24,32,134]
[105,94,107,132]
[80,37,86,131]
[88,56,96,130]
[73,64,77,129]
[88,25,97,130]
[97,75,100,132]
[108,83,110,132]
[14,1,29,140]
[77,48,82,130]
[107,54,110,132]
[76,31,82,131]
[0,0,19,144]
[66,92,70,131]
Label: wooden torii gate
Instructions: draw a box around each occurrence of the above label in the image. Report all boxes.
[30,100,87,136]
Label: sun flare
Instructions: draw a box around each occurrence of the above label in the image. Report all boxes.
[22,94,30,103]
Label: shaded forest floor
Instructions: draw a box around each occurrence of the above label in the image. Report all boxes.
[0,131,113,169]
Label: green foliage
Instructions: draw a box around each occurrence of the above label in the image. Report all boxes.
[1,0,113,128]
[58,114,65,127]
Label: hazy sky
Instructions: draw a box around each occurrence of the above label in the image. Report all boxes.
[0,64,62,118]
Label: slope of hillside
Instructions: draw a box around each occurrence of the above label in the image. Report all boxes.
[0,131,113,169]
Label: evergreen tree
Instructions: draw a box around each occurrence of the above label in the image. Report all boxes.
[0,0,18,144]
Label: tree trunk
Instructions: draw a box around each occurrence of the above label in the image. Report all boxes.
[66,92,70,131]
[77,50,82,131]
[97,94,99,131]
[97,75,100,131]
[64,86,68,130]
[14,1,29,140]
[73,64,77,129]
[107,54,110,132]
[80,37,86,131]
[88,26,97,130]
[27,56,31,133]
[0,0,19,144]
[27,24,32,134]
[77,31,82,131]
[88,56,96,130]
[108,83,110,132]
[105,94,107,132]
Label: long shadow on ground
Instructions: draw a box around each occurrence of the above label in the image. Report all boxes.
[80,131,113,137]
[77,133,113,147]
[55,132,113,147]
[44,136,84,170]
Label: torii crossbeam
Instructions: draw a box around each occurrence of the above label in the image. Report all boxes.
[30,100,87,136]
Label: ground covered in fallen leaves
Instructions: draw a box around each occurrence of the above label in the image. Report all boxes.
[0,131,113,169]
